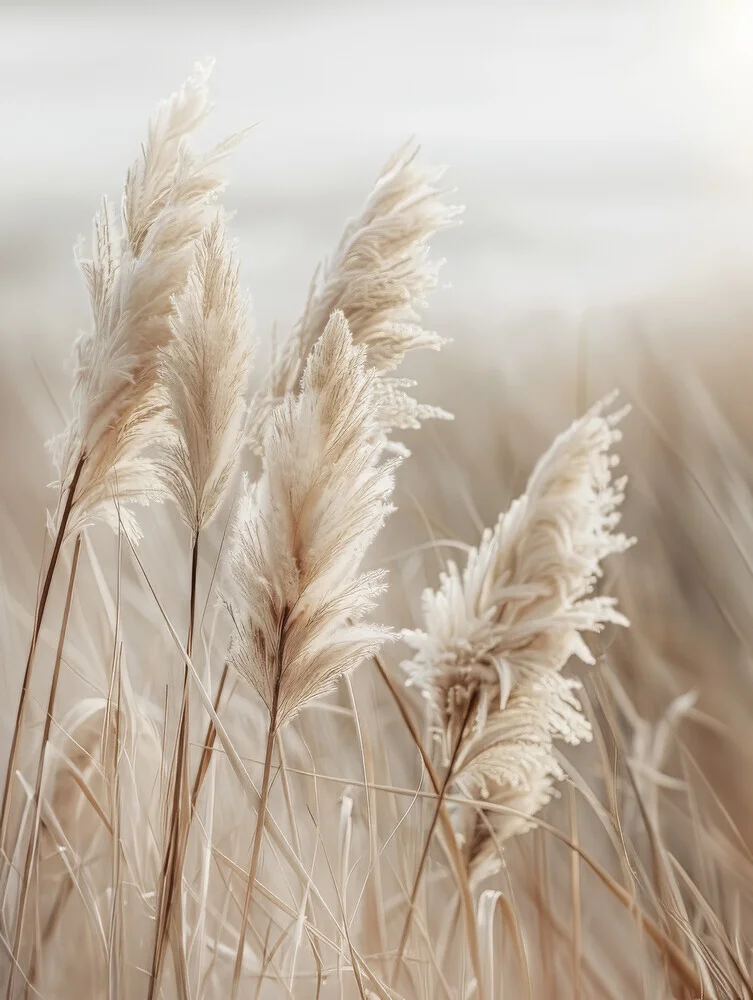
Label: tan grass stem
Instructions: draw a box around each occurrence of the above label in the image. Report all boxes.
[392,696,475,984]
[365,696,704,998]
[375,655,484,1000]
[148,530,200,1000]
[231,676,281,1000]
[6,533,82,1000]
[190,663,229,812]
[0,453,86,871]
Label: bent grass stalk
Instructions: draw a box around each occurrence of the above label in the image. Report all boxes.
[393,737,462,970]
[378,655,703,997]
[391,692,477,988]
[366,673,704,1000]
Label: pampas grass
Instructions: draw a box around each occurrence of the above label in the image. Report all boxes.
[0,63,236,975]
[390,401,630,980]
[404,400,632,828]
[225,310,395,995]
[148,214,251,999]
[227,310,394,727]
[54,61,237,541]
[3,65,753,1000]
[248,142,459,453]
[158,215,251,538]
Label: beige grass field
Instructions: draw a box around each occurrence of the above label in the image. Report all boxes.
[3,5,753,999]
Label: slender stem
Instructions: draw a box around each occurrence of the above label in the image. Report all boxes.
[231,601,290,1000]
[190,663,229,812]
[6,534,81,1000]
[147,530,199,1000]
[569,787,582,1000]
[187,536,199,660]
[0,453,86,865]
[274,730,323,989]
[231,696,279,1000]
[107,646,124,1000]
[392,697,475,981]
[375,656,485,1000]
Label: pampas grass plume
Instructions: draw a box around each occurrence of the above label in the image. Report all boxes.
[248,143,460,450]
[53,62,238,539]
[403,399,633,869]
[228,309,395,725]
[157,216,251,534]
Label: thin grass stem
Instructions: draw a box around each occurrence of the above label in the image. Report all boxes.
[6,533,82,1000]
[0,453,86,869]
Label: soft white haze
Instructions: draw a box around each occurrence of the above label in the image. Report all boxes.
[3,0,753,344]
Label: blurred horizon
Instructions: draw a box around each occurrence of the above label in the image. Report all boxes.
[4,1,753,340]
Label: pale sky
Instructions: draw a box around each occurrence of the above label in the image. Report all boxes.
[3,1,753,340]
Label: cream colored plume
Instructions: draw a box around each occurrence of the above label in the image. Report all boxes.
[227,310,395,726]
[403,399,633,874]
[51,62,238,538]
[248,142,460,451]
[157,217,251,534]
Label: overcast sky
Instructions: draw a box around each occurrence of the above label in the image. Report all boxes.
[3,1,753,340]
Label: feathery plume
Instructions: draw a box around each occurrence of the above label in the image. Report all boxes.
[0,64,239,920]
[146,217,251,998]
[157,217,251,534]
[228,310,395,725]
[52,62,237,539]
[248,142,459,450]
[458,680,589,885]
[403,399,633,877]
[227,310,395,996]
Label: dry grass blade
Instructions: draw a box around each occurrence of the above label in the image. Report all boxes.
[374,655,484,999]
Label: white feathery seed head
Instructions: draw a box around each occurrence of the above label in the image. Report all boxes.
[248,142,460,451]
[51,62,240,539]
[402,398,633,865]
[157,216,251,534]
[227,310,396,726]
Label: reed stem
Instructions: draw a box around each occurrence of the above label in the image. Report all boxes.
[147,530,200,1000]
[6,534,82,1000]
[392,697,474,981]
[0,453,86,867]
[375,655,485,1000]
[231,694,279,1000]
